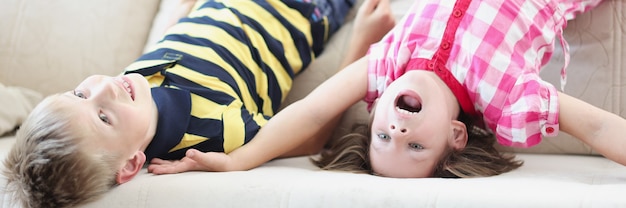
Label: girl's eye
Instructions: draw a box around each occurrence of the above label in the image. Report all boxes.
[377,133,390,141]
[409,143,424,150]
[99,112,110,124]
[73,90,87,99]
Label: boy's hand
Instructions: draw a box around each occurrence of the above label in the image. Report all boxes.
[147,149,233,174]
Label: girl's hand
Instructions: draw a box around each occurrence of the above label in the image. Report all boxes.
[147,149,233,174]
[341,0,396,68]
[352,0,396,48]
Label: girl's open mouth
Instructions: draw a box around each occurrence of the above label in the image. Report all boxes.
[395,90,422,115]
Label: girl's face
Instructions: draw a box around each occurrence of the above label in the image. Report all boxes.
[369,70,467,178]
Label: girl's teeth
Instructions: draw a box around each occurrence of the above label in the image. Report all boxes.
[396,107,417,114]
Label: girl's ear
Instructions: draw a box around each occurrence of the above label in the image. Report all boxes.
[116,151,146,184]
[450,120,468,150]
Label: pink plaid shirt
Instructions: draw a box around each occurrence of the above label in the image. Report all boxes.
[366,0,602,147]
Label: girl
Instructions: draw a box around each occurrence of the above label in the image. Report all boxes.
[148,0,626,179]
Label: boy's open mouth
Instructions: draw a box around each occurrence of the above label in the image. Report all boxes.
[118,76,135,101]
[395,92,421,115]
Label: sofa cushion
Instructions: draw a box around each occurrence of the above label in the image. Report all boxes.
[0,83,42,136]
[0,132,624,207]
[0,0,161,96]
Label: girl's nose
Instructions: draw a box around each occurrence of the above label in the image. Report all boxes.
[390,124,408,134]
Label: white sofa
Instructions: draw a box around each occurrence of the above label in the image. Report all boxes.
[2,0,626,207]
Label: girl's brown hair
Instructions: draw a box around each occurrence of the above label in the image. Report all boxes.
[311,111,523,178]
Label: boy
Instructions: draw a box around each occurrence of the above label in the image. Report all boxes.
[2,0,354,207]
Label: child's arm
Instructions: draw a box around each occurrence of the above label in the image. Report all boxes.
[147,0,395,174]
[558,92,626,166]
[278,0,395,157]
[148,56,370,173]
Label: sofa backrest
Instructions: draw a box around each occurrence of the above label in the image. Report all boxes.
[0,0,161,96]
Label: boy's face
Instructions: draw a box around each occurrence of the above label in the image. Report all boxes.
[368,70,463,178]
[58,74,157,159]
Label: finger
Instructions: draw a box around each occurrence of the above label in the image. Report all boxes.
[149,161,193,174]
[147,158,179,173]
[149,157,198,175]
[372,0,395,25]
[372,0,392,16]
[147,163,164,173]
[150,158,174,165]
[185,149,229,171]
[184,149,212,167]
[359,0,380,13]
[376,0,391,10]
[147,158,169,173]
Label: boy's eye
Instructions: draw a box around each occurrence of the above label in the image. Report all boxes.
[73,90,87,99]
[377,133,390,141]
[409,143,423,150]
[99,112,110,124]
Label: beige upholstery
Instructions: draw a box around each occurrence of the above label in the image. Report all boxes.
[1,0,626,207]
[0,0,160,96]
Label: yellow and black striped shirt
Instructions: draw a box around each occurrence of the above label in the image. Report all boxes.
[124,0,331,160]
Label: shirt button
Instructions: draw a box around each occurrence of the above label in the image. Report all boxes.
[441,42,450,50]
[428,62,435,69]
[541,124,559,137]
[453,9,463,18]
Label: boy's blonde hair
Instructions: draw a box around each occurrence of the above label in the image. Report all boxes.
[2,95,121,208]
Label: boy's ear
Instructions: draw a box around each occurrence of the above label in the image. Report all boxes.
[116,151,146,184]
[450,120,468,150]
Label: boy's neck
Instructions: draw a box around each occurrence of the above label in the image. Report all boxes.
[139,98,159,152]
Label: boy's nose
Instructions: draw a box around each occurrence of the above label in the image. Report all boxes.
[93,79,119,100]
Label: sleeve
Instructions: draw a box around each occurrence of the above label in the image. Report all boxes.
[221,107,270,153]
[559,0,603,21]
[493,74,560,148]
